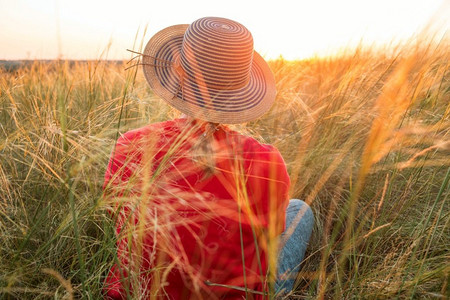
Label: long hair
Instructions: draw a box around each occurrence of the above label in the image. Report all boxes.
[189,119,223,180]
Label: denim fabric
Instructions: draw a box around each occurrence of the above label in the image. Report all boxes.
[275,199,314,293]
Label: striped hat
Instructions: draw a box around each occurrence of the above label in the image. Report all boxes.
[142,17,276,124]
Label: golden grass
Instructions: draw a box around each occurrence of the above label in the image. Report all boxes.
[0,35,449,299]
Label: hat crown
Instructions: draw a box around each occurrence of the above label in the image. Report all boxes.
[180,17,254,90]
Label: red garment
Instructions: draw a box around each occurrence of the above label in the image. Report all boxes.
[103,118,290,299]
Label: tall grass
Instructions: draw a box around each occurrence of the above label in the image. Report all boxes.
[0,36,449,299]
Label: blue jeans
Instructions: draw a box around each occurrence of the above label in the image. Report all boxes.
[275,199,314,293]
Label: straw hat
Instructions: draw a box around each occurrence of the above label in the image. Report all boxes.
[142,17,276,124]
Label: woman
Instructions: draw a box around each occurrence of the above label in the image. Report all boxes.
[104,17,314,299]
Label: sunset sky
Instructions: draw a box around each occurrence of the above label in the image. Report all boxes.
[1,0,448,60]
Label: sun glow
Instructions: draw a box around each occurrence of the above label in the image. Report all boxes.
[0,0,448,60]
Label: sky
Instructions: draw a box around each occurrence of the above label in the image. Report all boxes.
[0,0,448,60]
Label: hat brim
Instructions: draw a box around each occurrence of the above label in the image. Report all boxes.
[142,24,276,124]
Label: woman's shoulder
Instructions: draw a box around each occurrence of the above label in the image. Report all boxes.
[226,133,287,172]
[239,134,280,157]
[238,134,290,191]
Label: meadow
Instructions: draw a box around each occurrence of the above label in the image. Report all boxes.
[0,37,449,299]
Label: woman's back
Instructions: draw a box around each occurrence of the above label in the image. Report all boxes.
[104,118,290,299]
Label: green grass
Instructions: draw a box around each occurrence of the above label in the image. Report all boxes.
[0,36,449,299]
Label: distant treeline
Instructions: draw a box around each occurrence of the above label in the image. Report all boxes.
[0,60,124,72]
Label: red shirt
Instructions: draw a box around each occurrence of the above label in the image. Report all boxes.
[104,118,290,299]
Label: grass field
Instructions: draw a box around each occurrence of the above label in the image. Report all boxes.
[0,37,449,299]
